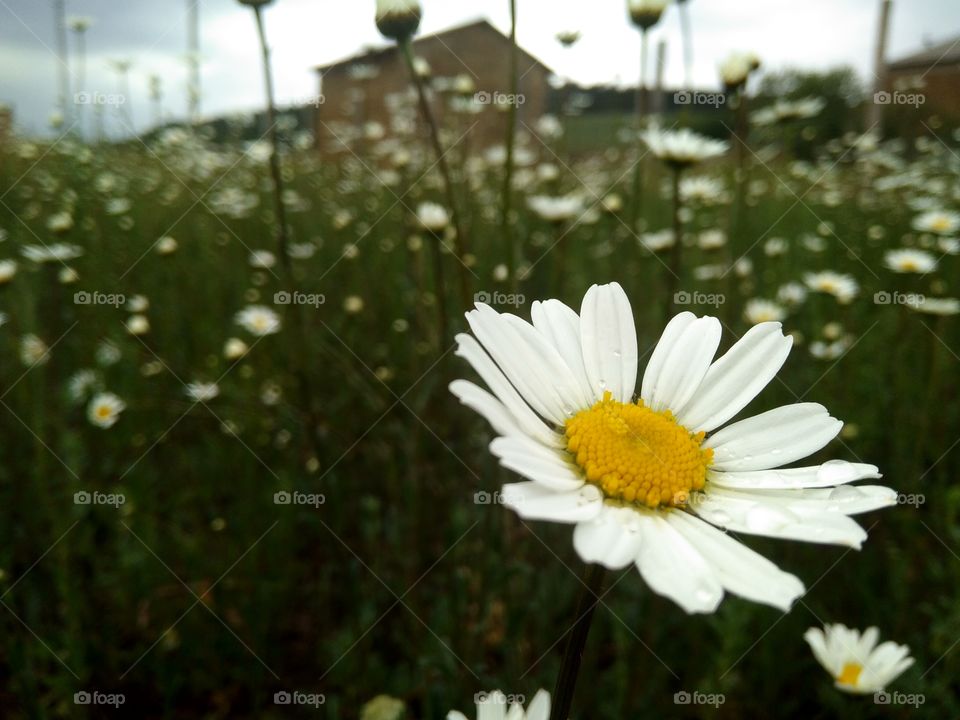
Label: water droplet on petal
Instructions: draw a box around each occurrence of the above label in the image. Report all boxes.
[745,505,794,532]
[817,459,856,484]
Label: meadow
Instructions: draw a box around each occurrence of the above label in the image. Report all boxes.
[1,23,960,720]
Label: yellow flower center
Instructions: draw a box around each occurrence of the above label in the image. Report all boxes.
[931,217,950,232]
[96,405,113,419]
[836,662,863,688]
[564,392,713,509]
[900,260,918,271]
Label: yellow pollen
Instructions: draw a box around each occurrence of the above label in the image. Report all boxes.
[931,217,950,232]
[564,391,713,510]
[836,662,863,688]
[96,405,113,419]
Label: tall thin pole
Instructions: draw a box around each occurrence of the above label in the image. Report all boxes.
[866,0,893,131]
[502,0,519,293]
[188,0,201,123]
[54,0,70,122]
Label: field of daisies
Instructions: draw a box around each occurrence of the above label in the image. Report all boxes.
[2,1,960,719]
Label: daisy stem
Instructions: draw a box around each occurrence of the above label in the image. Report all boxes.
[251,3,323,454]
[628,29,649,235]
[550,563,607,720]
[400,39,473,317]
[428,229,450,348]
[502,0,520,295]
[665,166,684,322]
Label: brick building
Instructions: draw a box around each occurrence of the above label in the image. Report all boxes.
[313,19,552,153]
[883,35,960,132]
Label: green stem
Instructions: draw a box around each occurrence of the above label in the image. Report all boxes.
[550,563,607,720]
[628,29,649,235]
[666,167,684,322]
[400,39,472,316]
[503,0,520,294]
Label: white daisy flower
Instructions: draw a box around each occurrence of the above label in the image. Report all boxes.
[906,297,959,316]
[248,250,276,269]
[642,128,728,168]
[805,624,913,694]
[627,0,670,30]
[223,337,250,360]
[156,236,179,255]
[416,202,450,232]
[125,315,150,336]
[87,392,126,429]
[185,382,220,402]
[0,259,17,283]
[913,210,960,236]
[804,271,859,304]
[679,176,728,205]
[21,243,83,264]
[883,248,938,274]
[451,283,895,613]
[527,195,584,224]
[639,229,675,252]
[20,334,49,366]
[235,305,281,336]
[447,689,549,720]
[744,298,787,324]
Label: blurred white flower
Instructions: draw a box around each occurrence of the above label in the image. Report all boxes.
[906,297,959,316]
[126,295,150,313]
[185,382,220,402]
[804,271,859,304]
[249,250,276,269]
[20,334,49,366]
[235,305,281,336]
[376,0,422,41]
[416,202,450,232]
[344,295,365,314]
[126,315,150,336]
[643,127,728,168]
[87,392,126,429]
[0,259,17,284]
[21,243,83,264]
[527,194,584,223]
[805,624,913,694]
[156,236,179,255]
[627,0,670,30]
[884,248,937,274]
[744,298,787,324]
[224,337,250,360]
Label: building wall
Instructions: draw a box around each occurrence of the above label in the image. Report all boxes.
[314,23,550,155]
[885,64,960,132]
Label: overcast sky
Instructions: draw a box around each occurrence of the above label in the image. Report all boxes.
[1,0,958,137]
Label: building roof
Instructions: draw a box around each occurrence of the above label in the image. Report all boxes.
[887,35,960,71]
[314,19,552,75]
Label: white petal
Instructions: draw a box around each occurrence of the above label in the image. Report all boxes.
[477,691,507,720]
[692,489,869,547]
[804,627,836,675]
[500,481,604,523]
[708,460,881,490]
[446,712,469,720]
[502,313,591,411]
[634,511,724,614]
[579,282,638,403]
[525,690,550,720]
[572,505,644,570]
[490,437,584,492]
[455,333,564,448]
[466,307,568,424]
[743,485,898,515]
[531,299,594,403]
[674,322,793,432]
[450,380,526,440]
[641,312,696,401]
[705,403,843,471]
[667,511,804,611]
[643,316,722,412]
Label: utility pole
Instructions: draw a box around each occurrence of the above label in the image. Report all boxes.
[867,0,893,131]
[187,0,201,123]
[53,0,70,123]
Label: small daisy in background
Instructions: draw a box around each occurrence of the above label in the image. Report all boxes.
[884,248,937,274]
[912,210,960,236]
[744,298,787,324]
[643,127,728,168]
[447,689,549,720]
[415,202,450,232]
[185,382,220,403]
[805,624,913,694]
[235,305,281,336]
[87,392,126,429]
[804,271,859,304]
